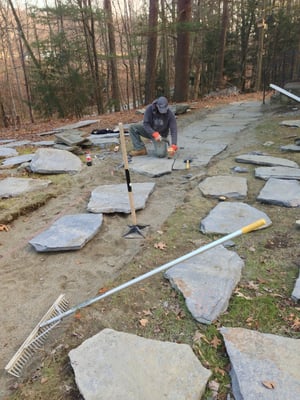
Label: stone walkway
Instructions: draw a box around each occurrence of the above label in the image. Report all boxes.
[1,101,300,399]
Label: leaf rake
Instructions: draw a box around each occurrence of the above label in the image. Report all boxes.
[5,294,69,378]
[5,219,266,377]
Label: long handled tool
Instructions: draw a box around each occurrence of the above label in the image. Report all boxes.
[5,218,266,377]
[119,122,149,238]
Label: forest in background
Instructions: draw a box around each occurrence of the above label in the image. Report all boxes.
[0,0,299,127]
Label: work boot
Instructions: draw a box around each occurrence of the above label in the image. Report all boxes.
[129,148,147,156]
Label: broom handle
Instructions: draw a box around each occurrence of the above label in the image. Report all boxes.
[119,122,137,225]
[40,218,266,327]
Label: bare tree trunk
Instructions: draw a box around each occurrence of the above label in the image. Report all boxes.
[174,0,192,102]
[216,0,229,88]
[104,0,121,112]
[145,0,158,104]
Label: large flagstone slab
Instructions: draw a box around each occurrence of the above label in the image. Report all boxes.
[55,129,87,146]
[235,154,298,168]
[0,147,18,157]
[0,177,52,198]
[1,153,35,167]
[280,144,300,152]
[129,156,174,177]
[165,246,244,324]
[69,328,211,400]
[200,202,271,234]
[87,182,155,213]
[257,178,300,207]
[221,327,300,400]
[30,148,82,174]
[198,175,247,199]
[279,119,300,127]
[291,270,300,301]
[255,166,300,180]
[29,213,103,252]
[173,143,227,170]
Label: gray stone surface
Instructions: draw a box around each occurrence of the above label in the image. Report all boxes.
[87,182,155,213]
[1,153,35,168]
[255,166,300,180]
[0,147,18,157]
[57,119,99,130]
[55,129,87,146]
[198,175,248,199]
[220,327,300,400]
[200,202,272,234]
[31,140,55,147]
[29,213,103,252]
[30,148,82,174]
[257,178,300,207]
[235,153,299,168]
[129,155,174,177]
[69,328,211,400]
[87,136,119,148]
[0,140,32,148]
[165,245,244,324]
[279,119,300,127]
[173,143,227,170]
[280,144,300,152]
[0,177,52,198]
[291,270,300,302]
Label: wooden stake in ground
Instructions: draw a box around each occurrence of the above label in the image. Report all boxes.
[118,122,149,238]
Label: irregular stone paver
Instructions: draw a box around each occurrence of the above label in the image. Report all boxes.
[255,166,300,180]
[31,140,55,147]
[235,154,299,168]
[29,213,103,252]
[257,178,300,207]
[200,202,272,234]
[220,327,300,400]
[0,177,52,198]
[57,119,99,130]
[279,120,300,127]
[280,144,300,152]
[0,140,32,148]
[199,175,247,199]
[291,270,300,301]
[87,136,119,148]
[0,147,18,157]
[173,143,227,170]
[30,148,82,174]
[69,328,211,400]
[165,246,244,324]
[55,129,87,146]
[1,153,35,168]
[129,156,174,177]
[87,182,155,213]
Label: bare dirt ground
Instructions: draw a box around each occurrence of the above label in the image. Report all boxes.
[1,93,299,398]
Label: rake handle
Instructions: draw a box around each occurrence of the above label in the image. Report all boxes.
[40,219,266,327]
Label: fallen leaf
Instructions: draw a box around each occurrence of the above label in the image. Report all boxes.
[74,311,82,320]
[210,336,221,348]
[214,366,226,376]
[262,380,276,389]
[234,289,252,300]
[193,330,205,342]
[154,241,167,250]
[139,318,148,327]
[40,377,48,384]
[98,287,109,294]
[142,309,152,316]
[0,224,9,232]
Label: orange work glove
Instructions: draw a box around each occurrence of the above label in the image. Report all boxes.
[167,144,178,157]
[152,131,162,141]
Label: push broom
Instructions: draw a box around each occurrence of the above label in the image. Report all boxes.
[5,218,266,377]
